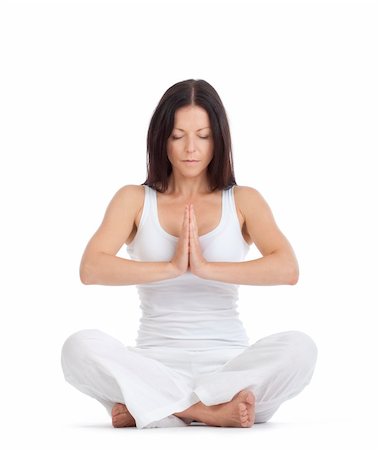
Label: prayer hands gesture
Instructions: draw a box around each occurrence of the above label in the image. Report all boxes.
[170,204,209,278]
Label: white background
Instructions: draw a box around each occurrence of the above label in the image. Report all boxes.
[0,0,378,448]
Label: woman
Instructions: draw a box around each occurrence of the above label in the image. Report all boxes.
[61,79,318,430]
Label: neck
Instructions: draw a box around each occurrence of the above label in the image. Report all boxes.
[166,175,212,198]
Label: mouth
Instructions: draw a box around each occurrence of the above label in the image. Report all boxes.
[183,160,200,162]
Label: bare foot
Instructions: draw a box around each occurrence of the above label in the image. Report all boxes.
[176,390,255,428]
[111,403,136,428]
[205,390,255,428]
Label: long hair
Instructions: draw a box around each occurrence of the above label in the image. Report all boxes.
[142,79,237,192]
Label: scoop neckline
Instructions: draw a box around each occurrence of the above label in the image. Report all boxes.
[151,187,226,241]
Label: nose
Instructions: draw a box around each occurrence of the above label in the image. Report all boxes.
[185,135,196,153]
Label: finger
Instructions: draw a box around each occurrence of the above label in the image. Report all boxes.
[186,205,190,246]
[189,205,193,234]
[190,204,197,236]
[189,211,198,253]
[184,205,190,248]
[182,205,189,231]
[190,203,196,217]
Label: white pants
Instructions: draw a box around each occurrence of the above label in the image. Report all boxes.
[61,329,317,429]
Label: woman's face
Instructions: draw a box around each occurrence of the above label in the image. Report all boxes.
[167,105,214,177]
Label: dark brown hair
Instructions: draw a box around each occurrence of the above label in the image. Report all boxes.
[142,79,237,193]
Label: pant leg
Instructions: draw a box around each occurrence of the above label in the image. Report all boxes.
[60,329,200,429]
[193,330,318,423]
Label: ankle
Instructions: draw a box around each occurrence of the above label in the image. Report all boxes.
[179,402,218,424]
[174,401,208,422]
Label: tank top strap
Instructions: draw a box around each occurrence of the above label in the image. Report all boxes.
[138,184,152,232]
[226,185,246,237]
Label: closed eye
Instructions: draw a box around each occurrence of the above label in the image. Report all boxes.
[171,135,210,140]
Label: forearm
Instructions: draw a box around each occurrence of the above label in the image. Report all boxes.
[202,251,299,286]
[80,252,179,286]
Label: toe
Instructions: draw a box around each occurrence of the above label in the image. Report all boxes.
[241,418,250,427]
[239,403,247,413]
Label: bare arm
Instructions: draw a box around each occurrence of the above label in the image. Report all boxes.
[81,253,179,286]
[202,254,298,286]
[79,185,179,286]
[201,187,299,286]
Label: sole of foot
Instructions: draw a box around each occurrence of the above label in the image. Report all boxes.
[111,403,136,428]
[205,389,256,428]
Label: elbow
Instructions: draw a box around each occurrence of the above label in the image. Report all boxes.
[274,250,299,285]
[287,261,299,285]
[79,260,94,285]
[288,270,299,285]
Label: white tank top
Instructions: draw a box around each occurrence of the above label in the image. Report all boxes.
[126,185,251,350]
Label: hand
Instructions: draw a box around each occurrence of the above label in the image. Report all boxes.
[170,205,190,276]
[188,204,209,278]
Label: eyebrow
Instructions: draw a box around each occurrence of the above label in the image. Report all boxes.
[174,127,211,132]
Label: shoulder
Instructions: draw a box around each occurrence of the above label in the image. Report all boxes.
[109,184,146,212]
[233,184,261,199]
[115,184,145,198]
[232,185,267,219]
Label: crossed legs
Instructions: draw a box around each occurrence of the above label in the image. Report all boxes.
[112,389,255,428]
[61,329,317,429]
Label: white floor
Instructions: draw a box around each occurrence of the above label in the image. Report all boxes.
[56,417,377,450]
[2,372,378,450]
[25,388,379,450]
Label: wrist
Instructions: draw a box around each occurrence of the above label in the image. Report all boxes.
[196,261,212,280]
[168,262,183,278]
